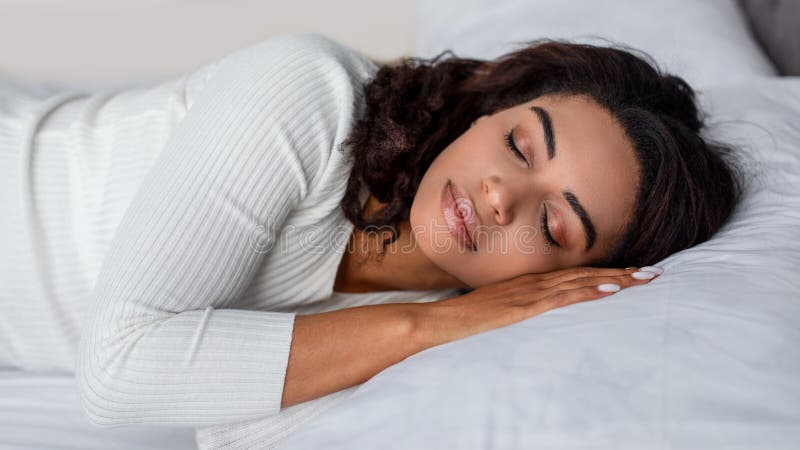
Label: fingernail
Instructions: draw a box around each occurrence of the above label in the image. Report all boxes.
[625,267,637,270]
[640,266,664,275]
[632,271,656,280]
[597,283,621,292]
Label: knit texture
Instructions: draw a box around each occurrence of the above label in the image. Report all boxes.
[0,33,463,448]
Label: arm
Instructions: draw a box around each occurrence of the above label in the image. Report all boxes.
[281,265,660,407]
[281,303,419,408]
[195,302,428,450]
[76,33,377,427]
[196,268,655,448]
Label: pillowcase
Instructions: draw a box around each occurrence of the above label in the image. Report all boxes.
[416,0,777,89]
[277,77,800,449]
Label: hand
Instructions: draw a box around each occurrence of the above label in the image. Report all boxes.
[415,266,661,347]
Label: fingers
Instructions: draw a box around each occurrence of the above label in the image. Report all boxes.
[555,270,660,292]
[544,284,619,309]
[542,265,638,281]
[536,267,664,312]
[535,266,640,289]
[543,271,660,310]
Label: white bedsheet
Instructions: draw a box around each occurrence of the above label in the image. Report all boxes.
[0,370,197,450]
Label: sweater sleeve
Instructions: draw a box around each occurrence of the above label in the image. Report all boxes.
[76,32,372,427]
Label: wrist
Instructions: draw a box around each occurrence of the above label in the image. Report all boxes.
[407,299,463,351]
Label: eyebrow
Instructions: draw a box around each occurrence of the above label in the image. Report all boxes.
[529,105,597,252]
[563,191,597,252]
[530,106,555,160]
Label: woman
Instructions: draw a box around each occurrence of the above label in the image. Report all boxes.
[0,32,742,443]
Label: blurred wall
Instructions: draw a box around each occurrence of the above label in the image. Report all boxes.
[0,0,416,89]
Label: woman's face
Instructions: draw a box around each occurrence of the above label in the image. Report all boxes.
[409,93,640,288]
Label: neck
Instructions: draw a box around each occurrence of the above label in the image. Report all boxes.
[333,196,468,294]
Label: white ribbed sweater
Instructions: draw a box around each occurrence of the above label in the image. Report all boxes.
[0,33,462,449]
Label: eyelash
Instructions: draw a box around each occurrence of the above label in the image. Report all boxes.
[540,203,560,248]
[504,129,528,165]
[504,128,560,249]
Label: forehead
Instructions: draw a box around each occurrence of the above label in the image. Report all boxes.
[519,94,640,257]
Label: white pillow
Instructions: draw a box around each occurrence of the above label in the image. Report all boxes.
[278,77,800,449]
[416,0,777,89]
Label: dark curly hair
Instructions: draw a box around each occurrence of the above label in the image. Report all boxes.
[338,39,746,269]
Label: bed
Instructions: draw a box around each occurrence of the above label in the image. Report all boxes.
[0,370,196,449]
[3,1,799,449]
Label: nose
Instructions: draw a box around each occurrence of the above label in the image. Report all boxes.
[483,176,514,226]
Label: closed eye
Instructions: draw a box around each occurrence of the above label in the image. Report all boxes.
[541,203,560,248]
[504,129,529,166]
[506,127,559,249]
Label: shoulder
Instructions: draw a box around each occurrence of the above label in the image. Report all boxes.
[208,32,380,91]
[269,33,377,68]
[199,33,379,199]
[174,33,378,206]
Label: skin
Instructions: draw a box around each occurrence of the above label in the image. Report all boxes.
[333,93,640,293]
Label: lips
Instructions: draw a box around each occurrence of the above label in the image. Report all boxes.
[441,180,478,251]
[451,182,480,248]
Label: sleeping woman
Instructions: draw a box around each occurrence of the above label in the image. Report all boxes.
[0,32,743,444]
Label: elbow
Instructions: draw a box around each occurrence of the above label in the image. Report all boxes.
[76,327,141,427]
[76,290,167,427]
[77,362,126,427]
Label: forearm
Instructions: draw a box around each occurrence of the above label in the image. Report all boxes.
[281,302,429,408]
[281,266,654,408]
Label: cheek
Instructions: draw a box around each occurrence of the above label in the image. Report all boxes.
[449,132,498,168]
[473,226,558,275]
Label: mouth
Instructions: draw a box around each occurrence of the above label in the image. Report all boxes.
[441,180,478,252]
